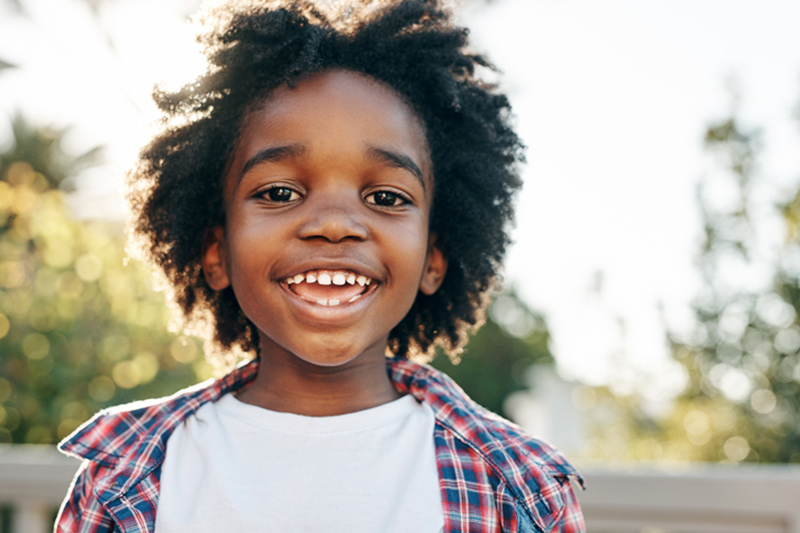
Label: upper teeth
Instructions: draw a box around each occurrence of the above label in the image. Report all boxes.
[285,270,373,286]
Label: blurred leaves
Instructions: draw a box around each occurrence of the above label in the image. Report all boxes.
[574,100,800,465]
[0,115,210,445]
[0,115,103,191]
[657,113,800,464]
[431,290,555,417]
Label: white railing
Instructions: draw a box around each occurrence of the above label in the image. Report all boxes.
[0,445,79,533]
[578,463,800,533]
[1,445,799,533]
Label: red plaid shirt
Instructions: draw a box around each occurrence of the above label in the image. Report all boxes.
[56,358,584,532]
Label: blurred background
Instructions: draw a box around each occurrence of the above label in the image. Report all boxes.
[1,0,800,531]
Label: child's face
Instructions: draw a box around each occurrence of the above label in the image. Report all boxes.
[203,69,447,368]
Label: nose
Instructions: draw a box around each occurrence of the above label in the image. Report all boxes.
[296,194,369,243]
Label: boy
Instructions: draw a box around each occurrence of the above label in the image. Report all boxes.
[56,1,584,531]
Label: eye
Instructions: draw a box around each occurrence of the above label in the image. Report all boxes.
[258,186,301,203]
[366,190,409,207]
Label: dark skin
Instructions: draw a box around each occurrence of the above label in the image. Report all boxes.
[201,70,448,416]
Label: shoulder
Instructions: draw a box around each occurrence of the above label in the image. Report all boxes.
[57,380,212,467]
[58,358,259,466]
[389,357,579,474]
[389,358,584,526]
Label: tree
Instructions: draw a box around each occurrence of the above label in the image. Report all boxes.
[431,290,556,418]
[0,116,210,445]
[571,101,800,465]
[660,112,800,464]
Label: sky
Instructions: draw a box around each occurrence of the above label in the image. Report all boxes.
[2,0,800,400]
[460,0,800,400]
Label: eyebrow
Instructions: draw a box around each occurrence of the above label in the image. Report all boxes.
[239,144,306,180]
[237,143,426,189]
[366,146,426,190]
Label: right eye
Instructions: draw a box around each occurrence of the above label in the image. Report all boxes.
[258,186,301,203]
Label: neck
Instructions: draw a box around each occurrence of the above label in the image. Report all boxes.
[235,346,401,417]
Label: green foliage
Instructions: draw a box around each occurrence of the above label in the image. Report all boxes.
[0,120,211,445]
[661,114,800,464]
[576,109,800,465]
[431,291,555,418]
[0,115,102,190]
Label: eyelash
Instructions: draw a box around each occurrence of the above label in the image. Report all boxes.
[256,186,301,204]
[365,190,411,207]
[254,186,412,208]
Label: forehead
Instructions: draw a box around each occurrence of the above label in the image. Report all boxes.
[231,69,431,179]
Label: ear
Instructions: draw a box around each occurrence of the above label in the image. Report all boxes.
[419,233,448,295]
[201,226,231,291]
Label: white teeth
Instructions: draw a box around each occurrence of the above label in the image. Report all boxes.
[314,298,340,307]
[286,270,374,286]
[347,294,362,303]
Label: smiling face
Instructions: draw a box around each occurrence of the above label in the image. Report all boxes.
[202,70,447,369]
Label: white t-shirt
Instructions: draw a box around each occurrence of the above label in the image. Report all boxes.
[155,393,444,532]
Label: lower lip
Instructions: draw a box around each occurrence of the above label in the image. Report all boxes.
[279,283,377,325]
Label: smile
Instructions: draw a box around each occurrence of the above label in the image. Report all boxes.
[282,269,376,307]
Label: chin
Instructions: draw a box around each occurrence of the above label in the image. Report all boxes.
[291,338,384,368]
[257,327,389,369]
[294,349,364,368]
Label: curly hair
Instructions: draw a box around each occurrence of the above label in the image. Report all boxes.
[127,0,524,370]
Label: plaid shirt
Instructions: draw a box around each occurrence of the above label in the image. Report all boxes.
[56,358,584,532]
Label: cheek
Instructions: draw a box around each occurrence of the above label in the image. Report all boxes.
[232,206,289,240]
[223,217,280,277]
[381,221,430,277]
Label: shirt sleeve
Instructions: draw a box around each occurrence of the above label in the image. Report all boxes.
[550,475,585,533]
[54,460,115,533]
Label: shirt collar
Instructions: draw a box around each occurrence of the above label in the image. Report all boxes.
[388,356,583,524]
[58,358,259,466]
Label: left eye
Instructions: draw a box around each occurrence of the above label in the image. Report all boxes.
[366,191,408,207]
[260,186,300,203]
